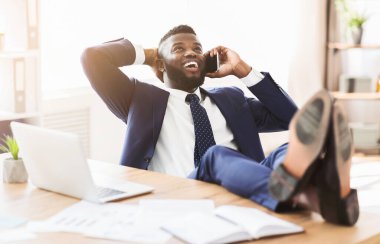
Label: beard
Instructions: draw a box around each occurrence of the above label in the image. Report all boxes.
[165,63,206,91]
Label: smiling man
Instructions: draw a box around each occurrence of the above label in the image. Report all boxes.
[81,25,359,225]
[157,32,207,91]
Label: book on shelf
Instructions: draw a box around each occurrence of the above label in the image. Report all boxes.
[161,205,304,243]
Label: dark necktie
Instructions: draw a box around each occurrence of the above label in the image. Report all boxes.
[186,94,216,167]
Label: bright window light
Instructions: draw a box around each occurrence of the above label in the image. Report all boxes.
[40,0,297,93]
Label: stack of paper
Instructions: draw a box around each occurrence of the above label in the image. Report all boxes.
[26,200,304,243]
[27,200,214,243]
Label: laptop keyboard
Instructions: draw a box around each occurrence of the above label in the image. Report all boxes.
[95,186,126,198]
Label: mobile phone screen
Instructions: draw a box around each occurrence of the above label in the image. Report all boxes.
[205,53,219,73]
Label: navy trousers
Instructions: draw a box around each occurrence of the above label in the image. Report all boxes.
[188,143,288,211]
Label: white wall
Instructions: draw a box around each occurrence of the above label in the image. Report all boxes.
[39,0,298,91]
[288,0,327,105]
[89,92,126,163]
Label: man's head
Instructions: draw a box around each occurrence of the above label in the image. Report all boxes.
[157,25,206,93]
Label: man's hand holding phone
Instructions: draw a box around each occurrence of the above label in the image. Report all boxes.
[204,52,219,74]
[204,46,251,79]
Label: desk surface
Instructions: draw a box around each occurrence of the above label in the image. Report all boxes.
[1,157,380,244]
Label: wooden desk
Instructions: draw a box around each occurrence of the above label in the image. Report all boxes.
[1,158,380,243]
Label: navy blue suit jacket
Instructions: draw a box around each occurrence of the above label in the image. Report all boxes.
[81,38,298,170]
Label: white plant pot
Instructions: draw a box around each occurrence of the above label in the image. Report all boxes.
[350,27,363,45]
[3,158,28,183]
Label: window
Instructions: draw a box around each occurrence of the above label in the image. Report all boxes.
[40,0,298,93]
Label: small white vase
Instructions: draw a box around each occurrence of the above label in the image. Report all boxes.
[3,158,28,183]
[350,27,363,45]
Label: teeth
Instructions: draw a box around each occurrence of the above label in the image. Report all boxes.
[184,61,198,68]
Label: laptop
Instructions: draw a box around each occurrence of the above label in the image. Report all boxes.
[11,122,153,203]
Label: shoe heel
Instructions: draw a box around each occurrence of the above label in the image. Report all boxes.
[269,165,298,201]
[320,189,359,226]
[269,163,317,201]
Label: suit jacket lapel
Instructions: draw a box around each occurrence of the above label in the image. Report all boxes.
[203,88,265,162]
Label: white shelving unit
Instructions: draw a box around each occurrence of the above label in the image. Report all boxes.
[0,50,41,136]
[333,92,380,154]
[325,0,380,155]
[0,50,40,113]
[0,0,41,136]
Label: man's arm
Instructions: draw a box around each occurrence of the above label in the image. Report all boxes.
[205,46,298,132]
[245,73,298,132]
[81,38,157,122]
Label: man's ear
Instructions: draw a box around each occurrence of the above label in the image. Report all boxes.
[154,59,164,82]
[157,59,165,72]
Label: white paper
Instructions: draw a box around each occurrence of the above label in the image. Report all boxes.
[162,212,248,244]
[215,205,303,238]
[0,214,27,228]
[135,199,215,228]
[28,201,137,233]
[0,228,36,242]
[27,201,172,243]
[24,199,303,243]
[86,223,171,243]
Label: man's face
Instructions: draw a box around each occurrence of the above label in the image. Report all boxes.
[159,33,206,92]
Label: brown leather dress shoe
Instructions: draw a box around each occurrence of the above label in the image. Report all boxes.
[316,102,359,226]
[269,90,333,201]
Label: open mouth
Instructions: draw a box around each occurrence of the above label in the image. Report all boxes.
[183,61,199,72]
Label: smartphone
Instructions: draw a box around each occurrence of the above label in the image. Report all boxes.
[204,53,219,73]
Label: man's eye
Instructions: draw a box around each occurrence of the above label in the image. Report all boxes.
[173,47,183,52]
[194,47,202,53]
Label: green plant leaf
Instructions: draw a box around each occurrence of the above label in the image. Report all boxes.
[335,0,368,28]
[0,135,19,160]
[348,15,367,28]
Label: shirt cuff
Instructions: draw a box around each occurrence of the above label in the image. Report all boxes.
[131,43,145,65]
[240,67,264,87]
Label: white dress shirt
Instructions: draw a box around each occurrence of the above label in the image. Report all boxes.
[132,44,264,177]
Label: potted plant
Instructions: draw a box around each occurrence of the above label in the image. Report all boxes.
[347,12,367,44]
[0,135,28,183]
[335,0,368,44]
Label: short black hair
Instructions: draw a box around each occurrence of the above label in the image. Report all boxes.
[159,25,196,46]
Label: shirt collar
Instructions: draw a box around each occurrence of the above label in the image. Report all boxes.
[165,87,203,102]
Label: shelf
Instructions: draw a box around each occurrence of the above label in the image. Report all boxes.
[355,144,380,150]
[0,111,40,121]
[0,50,39,58]
[328,43,380,51]
[332,92,380,100]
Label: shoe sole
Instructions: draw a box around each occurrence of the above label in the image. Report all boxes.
[269,90,332,201]
[319,103,359,226]
[333,103,352,197]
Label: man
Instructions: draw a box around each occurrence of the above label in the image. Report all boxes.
[81,25,358,225]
